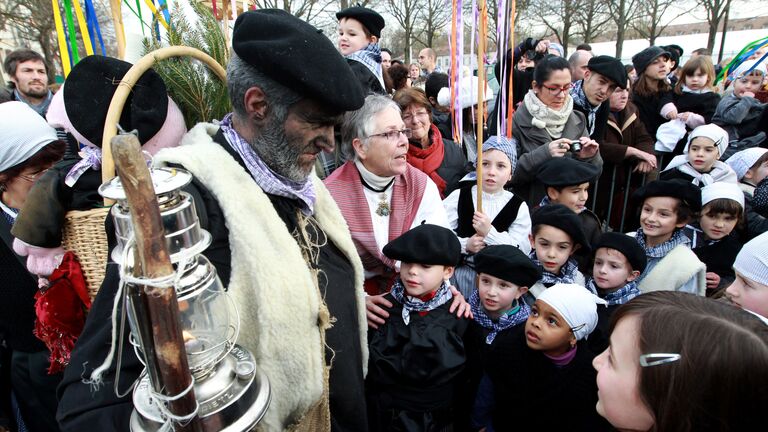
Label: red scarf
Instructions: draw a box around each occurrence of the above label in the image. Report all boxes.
[407,124,447,196]
[324,162,428,294]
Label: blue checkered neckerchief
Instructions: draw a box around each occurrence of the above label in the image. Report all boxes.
[390,278,453,326]
[569,80,598,136]
[635,228,690,258]
[470,289,530,344]
[586,278,640,306]
[219,113,316,215]
[345,43,385,90]
[529,251,580,286]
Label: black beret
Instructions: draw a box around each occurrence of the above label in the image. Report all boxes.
[587,55,629,89]
[531,204,590,252]
[383,224,461,266]
[336,6,385,38]
[632,46,671,77]
[232,9,365,113]
[63,55,168,147]
[593,232,647,273]
[474,245,541,287]
[632,179,702,212]
[536,157,601,187]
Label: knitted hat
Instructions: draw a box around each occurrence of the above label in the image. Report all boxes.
[336,6,385,38]
[684,123,729,157]
[593,232,647,273]
[726,148,768,180]
[233,9,365,113]
[733,231,768,287]
[437,75,493,109]
[531,204,590,252]
[383,224,461,266]
[633,179,702,212]
[632,46,671,77]
[478,135,517,172]
[701,182,745,209]
[474,245,541,288]
[536,157,601,187]
[537,283,607,340]
[730,59,767,80]
[587,55,629,89]
[0,101,58,172]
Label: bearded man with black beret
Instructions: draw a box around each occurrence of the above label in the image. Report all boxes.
[569,55,628,144]
[57,10,370,432]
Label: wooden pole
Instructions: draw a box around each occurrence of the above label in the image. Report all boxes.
[111,133,201,431]
[476,0,488,213]
[109,0,126,59]
[506,0,516,138]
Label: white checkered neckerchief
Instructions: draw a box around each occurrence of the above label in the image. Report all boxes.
[529,250,580,286]
[219,113,316,215]
[390,278,453,326]
[586,278,640,306]
[470,289,530,344]
[635,228,690,258]
[345,43,385,91]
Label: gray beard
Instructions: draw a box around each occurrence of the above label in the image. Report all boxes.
[248,118,307,183]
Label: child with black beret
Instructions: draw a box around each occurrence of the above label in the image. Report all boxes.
[366,224,469,431]
[586,232,647,353]
[631,179,706,295]
[526,204,590,303]
[536,157,604,272]
[336,6,387,95]
[457,245,541,431]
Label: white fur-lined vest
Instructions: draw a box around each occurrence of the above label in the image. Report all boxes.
[154,123,368,431]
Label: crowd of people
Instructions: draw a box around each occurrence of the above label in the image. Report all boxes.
[1,5,768,432]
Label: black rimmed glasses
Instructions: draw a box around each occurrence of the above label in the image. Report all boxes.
[366,128,412,142]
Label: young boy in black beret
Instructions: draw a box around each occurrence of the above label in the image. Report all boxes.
[586,232,646,353]
[535,157,603,273]
[336,5,387,95]
[526,204,590,302]
[631,179,706,295]
[457,245,541,431]
[366,224,469,432]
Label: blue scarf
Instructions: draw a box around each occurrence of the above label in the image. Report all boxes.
[635,228,690,258]
[569,80,599,136]
[470,290,530,344]
[586,278,640,306]
[529,251,580,286]
[345,43,385,90]
[14,89,52,116]
[390,278,453,325]
[219,113,316,214]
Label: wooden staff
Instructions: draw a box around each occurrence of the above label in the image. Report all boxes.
[476,0,488,213]
[111,133,201,431]
[109,0,126,59]
[506,0,516,137]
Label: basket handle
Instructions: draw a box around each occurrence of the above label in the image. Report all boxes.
[101,46,228,204]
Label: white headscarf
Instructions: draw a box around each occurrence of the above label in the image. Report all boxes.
[701,182,745,208]
[733,231,768,287]
[0,101,58,172]
[537,283,607,341]
[726,148,768,180]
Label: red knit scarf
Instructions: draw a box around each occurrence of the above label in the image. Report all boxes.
[407,124,447,196]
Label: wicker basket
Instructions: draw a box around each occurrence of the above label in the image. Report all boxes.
[61,47,227,300]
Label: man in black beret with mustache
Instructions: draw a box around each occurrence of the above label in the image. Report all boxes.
[58,9,370,432]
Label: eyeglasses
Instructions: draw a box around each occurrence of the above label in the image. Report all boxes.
[366,128,412,141]
[402,111,430,122]
[19,168,49,182]
[541,83,573,95]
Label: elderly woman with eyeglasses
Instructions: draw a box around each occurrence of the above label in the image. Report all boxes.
[512,55,602,207]
[393,88,468,197]
[0,101,66,432]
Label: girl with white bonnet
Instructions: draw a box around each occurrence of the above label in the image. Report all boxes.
[0,101,67,432]
[726,231,768,319]
[485,283,611,431]
[660,123,737,186]
[443,135,532,297]
[726,147,768,239]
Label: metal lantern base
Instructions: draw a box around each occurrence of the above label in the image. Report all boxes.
[130,345,270,431]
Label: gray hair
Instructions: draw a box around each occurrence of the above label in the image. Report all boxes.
[226,53,301,123]
[341,94,400,160]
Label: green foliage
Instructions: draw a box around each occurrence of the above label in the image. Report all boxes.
[143,0,230,128]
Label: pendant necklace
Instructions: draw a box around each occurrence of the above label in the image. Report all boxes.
[359,174,395,217]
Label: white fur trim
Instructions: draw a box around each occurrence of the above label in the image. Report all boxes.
[154,123,368,430]
[638,245,706,296]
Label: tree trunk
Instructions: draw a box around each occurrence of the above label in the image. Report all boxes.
[615,0,626,59]
[717,1,730,63]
